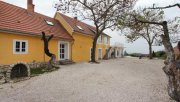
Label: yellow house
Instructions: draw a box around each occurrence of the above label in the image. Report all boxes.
[54,13,111,62]
[0,0,111,65]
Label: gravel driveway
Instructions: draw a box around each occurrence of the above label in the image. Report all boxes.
[0,57,174,102]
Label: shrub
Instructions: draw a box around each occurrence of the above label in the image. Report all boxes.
[152,51,156,57]
[30,67,45,75]
[129,53,141,57]
[154,51,167,59]
[30,67,59,76]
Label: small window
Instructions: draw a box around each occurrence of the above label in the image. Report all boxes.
[97,35,102,43]
[104,36,108,44]
[45,20,54,26]
[98,48,102,60]
[13,40,28,54]
[77,25,83,30]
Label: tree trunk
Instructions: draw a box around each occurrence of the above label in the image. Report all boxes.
[135,18,180,102]
[42,32,57,69]
[148,43,153,59]
[161,21,180,102]
[91,34,99,63]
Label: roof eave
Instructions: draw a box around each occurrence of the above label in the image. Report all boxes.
[0,28,74,41]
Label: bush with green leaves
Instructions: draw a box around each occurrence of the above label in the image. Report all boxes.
[153,51,167,59]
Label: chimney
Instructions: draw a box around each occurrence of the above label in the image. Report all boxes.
[27,0,34,13]
[74,17,77,20]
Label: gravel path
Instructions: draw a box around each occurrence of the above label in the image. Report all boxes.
[0,57,174,102]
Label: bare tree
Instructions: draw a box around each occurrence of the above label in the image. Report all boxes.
[41,32,57,69]
[123,10,180,101]
[137,20,180,102]
[147,3,180,101]
[55,0,137,62]
[120,9,164,59]
[149,3,180,9]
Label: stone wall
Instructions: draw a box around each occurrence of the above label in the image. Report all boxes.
[0,61,49,84]
[28,61,49,69]
[0,65,10,84]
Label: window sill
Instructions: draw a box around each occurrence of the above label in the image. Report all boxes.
[13,52,28,54]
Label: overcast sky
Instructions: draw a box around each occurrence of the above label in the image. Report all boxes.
[2,0,180,54]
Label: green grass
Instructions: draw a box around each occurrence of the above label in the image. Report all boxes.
[30,67,60,76]
[30,68,46,76]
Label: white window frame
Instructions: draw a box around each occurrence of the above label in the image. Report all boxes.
[13,40,28,54]
[98,48,102,60]
[116,49,119,57]
[45,20,54,26]
[77,25,84,30]
[58,41,69,60]
[119,50,122,57]
[97,35,102,44]
[104,36,108,45]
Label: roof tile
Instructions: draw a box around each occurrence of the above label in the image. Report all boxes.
[0,1,73,40]
[59,13,110,37]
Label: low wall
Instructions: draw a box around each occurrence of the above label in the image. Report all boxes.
[0,61,49,84]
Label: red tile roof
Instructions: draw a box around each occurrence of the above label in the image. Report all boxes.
[59,13,111,37]
[0,1,73,40]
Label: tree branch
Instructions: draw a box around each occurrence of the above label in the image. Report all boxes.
[149,3,180,9]
[42,32,46,41]
[134,17,164,26]
[48,35,54,42]
[41,32,54,57]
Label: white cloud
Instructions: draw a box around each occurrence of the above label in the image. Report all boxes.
[4,0,58,17]
[3,0,26,8]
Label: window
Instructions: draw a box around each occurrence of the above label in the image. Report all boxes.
[117,50,119,57]
[98,48,102,60]
[59,42,69,60]
[77,25,84,30]
[13,40,28,54]
[97,35,102,43]
[104,36,108,44]
[45,20,54,26]
[60,44,66,59]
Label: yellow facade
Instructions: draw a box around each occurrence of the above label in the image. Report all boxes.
[71,32,93,62]
[0,31,110,65]
[0,13,110,65]
[54,13,111,62]
[71,32,110,62]
[96,34,111,60]
[0,32,109,64]
[0,32,60,64]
